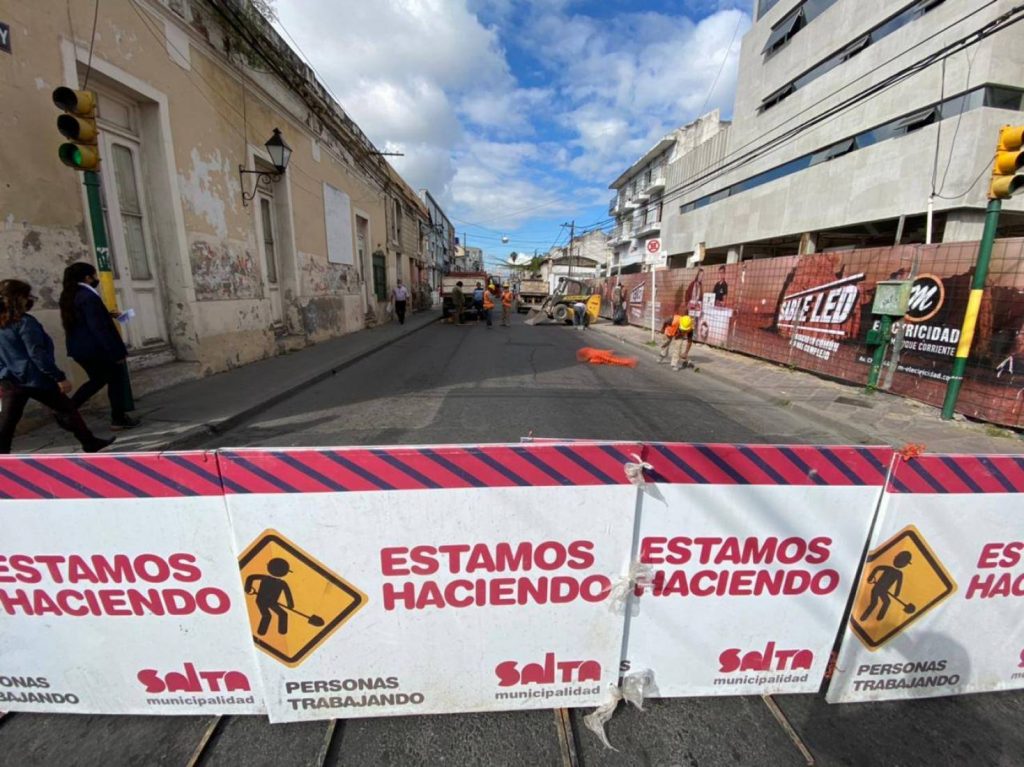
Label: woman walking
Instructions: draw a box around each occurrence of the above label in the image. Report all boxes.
[0,279,114,454]
[59,262,139,430]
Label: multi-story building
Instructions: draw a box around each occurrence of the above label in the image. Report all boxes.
[608,113,728,273]
[0,0,435,382]
[419,189,454,297]
[453,243,484,272]
[661,0,1024,263]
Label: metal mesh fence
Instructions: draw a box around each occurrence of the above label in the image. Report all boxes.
[596,237,1024,428]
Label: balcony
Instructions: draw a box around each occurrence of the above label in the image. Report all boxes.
[621,197,638,212]
[636,218,661,237]
[645,173,666,195]
[609,195,620,216]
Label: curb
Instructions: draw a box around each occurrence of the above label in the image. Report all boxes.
[589,323,883,445]
[128,313,440,452]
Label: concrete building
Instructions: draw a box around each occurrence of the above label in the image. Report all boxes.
[452,243,484,272]
[540,230,610,290]
[660,0,1024,264]
[419,189,455,299]
[608,112,729,273]
[0,0,433,382]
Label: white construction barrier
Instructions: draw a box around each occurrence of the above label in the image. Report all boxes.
[623,444,894,697]
[828,454,1024,702]
[218,444,643,722]
[0,453,262,715]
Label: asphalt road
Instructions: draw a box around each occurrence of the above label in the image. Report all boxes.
[3,313,1022,767]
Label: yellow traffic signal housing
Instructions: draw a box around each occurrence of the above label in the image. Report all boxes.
[990,124,1024,200]
[52,87,100,171]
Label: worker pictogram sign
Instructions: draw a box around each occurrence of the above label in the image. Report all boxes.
[238,529,367,667]
[849,525,956,650]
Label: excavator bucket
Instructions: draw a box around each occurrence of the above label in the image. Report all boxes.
[524,307,545,325]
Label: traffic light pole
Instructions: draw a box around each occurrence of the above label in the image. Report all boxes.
[83,169,135,412]
[940,198,1000,420]
[82,170,120,313]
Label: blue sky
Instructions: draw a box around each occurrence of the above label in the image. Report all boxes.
[275,0,751,270]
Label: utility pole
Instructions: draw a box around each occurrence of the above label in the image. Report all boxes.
[562,220,575,280]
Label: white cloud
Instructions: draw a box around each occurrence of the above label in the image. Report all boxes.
[274,0,750,231]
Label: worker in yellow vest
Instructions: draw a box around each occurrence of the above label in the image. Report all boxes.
[501,286,513,327]
[659,313,694,371]
[482,284,496,328]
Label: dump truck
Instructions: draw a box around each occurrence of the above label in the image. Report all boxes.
[524,277,602,325]
[441,271,488,321]
[516,278,550,314]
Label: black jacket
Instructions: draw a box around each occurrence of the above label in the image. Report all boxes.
[65,286,128,362]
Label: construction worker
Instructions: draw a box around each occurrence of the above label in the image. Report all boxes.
[482,283,496,328]
[500,284,513,327]
[659,313,694,371]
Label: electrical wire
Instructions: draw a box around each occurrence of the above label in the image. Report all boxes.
[934,154,994,200]
[82,0,100,88]
[652,0,1010,210]
[699,9,746,116]
[936,46,978,197]
[646,1,1024,213]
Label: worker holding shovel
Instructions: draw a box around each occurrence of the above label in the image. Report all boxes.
[859,551,915,622]
[245,557,326,636]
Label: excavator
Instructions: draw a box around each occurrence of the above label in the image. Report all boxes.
[524,277,602,326]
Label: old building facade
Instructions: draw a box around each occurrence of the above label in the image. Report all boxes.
[0,0,434,380]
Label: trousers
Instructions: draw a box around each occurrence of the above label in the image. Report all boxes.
[0,381,97,453]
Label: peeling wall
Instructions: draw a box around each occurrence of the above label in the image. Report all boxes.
[1,0,426,389]
[189,236,263,301]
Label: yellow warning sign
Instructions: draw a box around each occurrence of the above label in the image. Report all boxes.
[238,529,366,667]
[850,525,956,650]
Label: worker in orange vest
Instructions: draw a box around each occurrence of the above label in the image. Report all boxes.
[500,285,513,327]
[482,283,496,328]
[659,314,694,370]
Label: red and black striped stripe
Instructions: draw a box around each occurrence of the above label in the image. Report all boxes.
[217,443,645,494]
[645,444,893,487]
[0,452,225,499]
[888,454,1024,494]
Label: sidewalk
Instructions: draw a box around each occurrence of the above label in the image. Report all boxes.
[18,311,439,454]
[590,320,1024,455]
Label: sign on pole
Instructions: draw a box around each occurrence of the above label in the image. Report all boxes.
[623,444,893,697]
[219,444,642,722]
[828,454,1024,703]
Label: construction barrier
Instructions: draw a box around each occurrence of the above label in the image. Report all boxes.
[2,445,1022,720]
[217,444,643,722]
[0,453,262,715]
[827,453,1024,703]
[624,444,893,697]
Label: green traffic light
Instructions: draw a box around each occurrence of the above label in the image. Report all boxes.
[58,143,82,168]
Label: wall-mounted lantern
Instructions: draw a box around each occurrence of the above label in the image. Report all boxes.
[239,128,292,207]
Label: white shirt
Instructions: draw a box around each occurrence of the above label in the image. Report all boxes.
[79,281,102,298]
[393,285,409,301]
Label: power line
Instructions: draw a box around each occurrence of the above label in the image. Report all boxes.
[650,1,1023,213]
[699,9,746,116]
[81,0,100,88]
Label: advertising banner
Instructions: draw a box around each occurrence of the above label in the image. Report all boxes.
[0,453,262,715]
[623,444,893,697]
[218,443,642,722]
[827,454,1024,703]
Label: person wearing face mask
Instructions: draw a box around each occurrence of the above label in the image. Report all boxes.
[0,279,114,454]
[59,262,139,431]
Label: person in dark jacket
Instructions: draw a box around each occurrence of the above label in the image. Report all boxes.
[59,263,139,430]
[0,279,114,454]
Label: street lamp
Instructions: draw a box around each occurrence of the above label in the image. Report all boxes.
[239,128,292,207]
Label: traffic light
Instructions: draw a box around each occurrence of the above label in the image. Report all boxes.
[52,87,100,171]
[989,124,1024,200]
